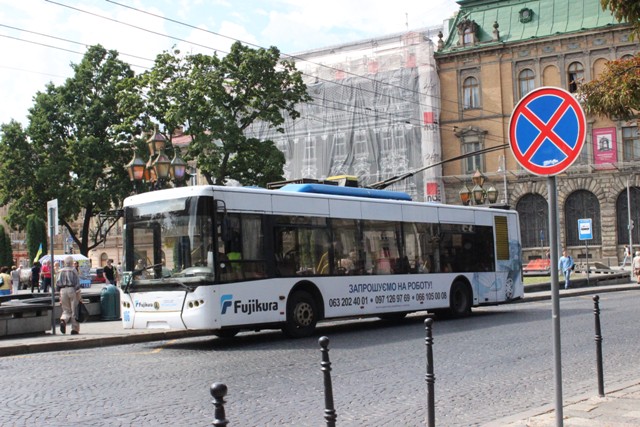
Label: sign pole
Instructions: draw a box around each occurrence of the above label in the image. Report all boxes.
[48,207,56,335]
[548,176,563,425]
[585,241,590,286]
[509,87,585,427]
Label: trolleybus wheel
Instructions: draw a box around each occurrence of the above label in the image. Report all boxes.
[214,329,239,339]
[378,312,408,321]
[449,281,472,317]
[283,291,317,338]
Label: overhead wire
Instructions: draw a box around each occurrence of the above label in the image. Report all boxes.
[6,1,513,156]
[103,0,510,120]
[39,0,512,133]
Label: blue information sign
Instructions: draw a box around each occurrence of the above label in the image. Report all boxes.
[578,218,593,241]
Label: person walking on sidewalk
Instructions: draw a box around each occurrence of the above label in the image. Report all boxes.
[622,245,631,267]
[40,260,52,293]
[558,249,574,289]
[0,266,11,295]
[56,256,81,335]
[633,251,640,284]
[10,265,21,294]
[30,262,41,293]
[103,259,117,286]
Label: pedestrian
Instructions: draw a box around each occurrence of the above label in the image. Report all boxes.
[621,245,631,267]
[558,249,574,289]
[10,265,21,294]
[0,266,11,295]
[103,258,117,286]
[30,261,41,293]
[56,255,81,335]
[633,251,640,285]
[40,260,52,293]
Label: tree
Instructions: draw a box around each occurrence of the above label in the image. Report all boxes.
[0,225,12,267]
[601,0,640,33]
[0,45,140,256]
[579,1,640,118]
[25,214,47,263]
[126,42,310,186]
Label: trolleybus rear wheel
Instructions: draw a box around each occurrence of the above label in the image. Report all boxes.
[449,281,472,317]
[214,329,239,339]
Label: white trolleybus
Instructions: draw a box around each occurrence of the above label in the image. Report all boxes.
[120,183,523,338]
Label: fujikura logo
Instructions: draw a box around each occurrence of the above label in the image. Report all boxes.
[220,294,278,315]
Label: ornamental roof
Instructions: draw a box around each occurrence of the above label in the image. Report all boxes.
[438,0,627,53]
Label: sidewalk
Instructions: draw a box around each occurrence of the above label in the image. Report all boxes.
[2,281,640,426]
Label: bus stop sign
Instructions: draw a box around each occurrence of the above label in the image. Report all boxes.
[578,218,593,240]
[509,87,586,176]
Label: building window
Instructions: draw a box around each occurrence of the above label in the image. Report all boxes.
[518,69,535,98]
[565,190,601,246]
[464,28,474,44]
[567,62,584,93]
[616,188,640,244]
[462,76,480,109]
[455,126,487,173]
[622,126,640,161]
[516,194,549,248]
[456,18,479,47]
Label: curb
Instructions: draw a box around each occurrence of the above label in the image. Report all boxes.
[0,329,214,357]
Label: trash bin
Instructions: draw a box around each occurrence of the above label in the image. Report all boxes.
[100,284,121,320]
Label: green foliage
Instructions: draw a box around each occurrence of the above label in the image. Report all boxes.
[26,214,47,263]
[126,41,310,186]
[0,45,140,256]
[0,225,12,267]
[601,0,640,38]
[579,2,640,119]
[579,50,640,120]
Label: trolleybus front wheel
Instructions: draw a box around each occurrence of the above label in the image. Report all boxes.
[283,291,317,338]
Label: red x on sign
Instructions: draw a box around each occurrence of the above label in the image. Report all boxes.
[509,87,586,176]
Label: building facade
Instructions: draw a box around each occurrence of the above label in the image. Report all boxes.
[435,0,639,265]
[247,28,445,202]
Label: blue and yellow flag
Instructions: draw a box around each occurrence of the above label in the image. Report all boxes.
[33,243,43,263]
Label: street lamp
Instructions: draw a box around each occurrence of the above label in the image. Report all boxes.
[125,127,189,192]
[459,169,499,205]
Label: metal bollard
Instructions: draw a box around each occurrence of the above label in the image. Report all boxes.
[425,317,435,427]
[319,336,337,427]
[593,296,605,397]
[210,382,229,427]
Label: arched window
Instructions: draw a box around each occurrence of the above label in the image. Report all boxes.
[100,252,109,267]
[516,194,549,248]
[463,76,480,109]
[616,188,640,244]
[567,62,584,93]
[565,190,601,246]
[518,69,535,98]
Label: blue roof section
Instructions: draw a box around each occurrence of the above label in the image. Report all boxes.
[440,0,625,52]
[278,184,412,201]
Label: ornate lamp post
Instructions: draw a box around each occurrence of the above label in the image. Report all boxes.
[459,169,499,205]
[125,127,189,192]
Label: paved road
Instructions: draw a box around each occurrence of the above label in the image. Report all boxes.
[1,290,639,426]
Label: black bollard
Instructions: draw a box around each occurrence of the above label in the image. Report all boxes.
[593,296,605,397]
[319,336,337,427]
[424,317,435,427]
[210,382,229,427]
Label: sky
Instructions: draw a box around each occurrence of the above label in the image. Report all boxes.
[0,0,460,127]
